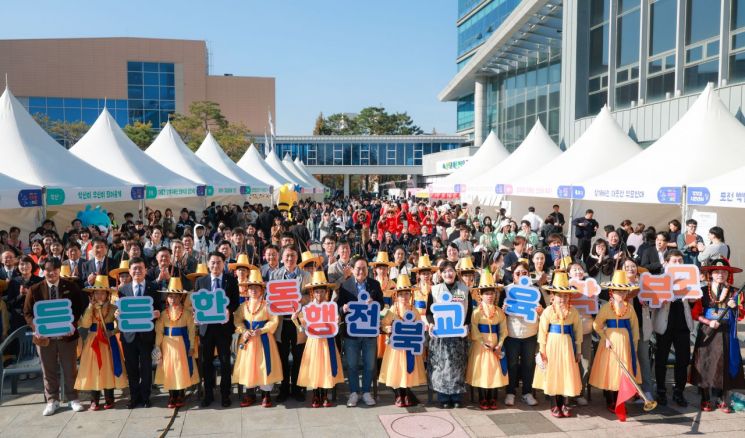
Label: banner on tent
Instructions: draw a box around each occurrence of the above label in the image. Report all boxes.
[46,187,142,206]
[17,189,43,207]
[494,184,513,195]
[145,186,198,199]
[656,187,682,204]
[557,185,585,199]
[686,187,711,205]
[436,158,469,174]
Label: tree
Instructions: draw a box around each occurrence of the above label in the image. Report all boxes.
[32,113,89,148]
[169,100,251,155]
[123,120,155,149]
[314,106,423,135]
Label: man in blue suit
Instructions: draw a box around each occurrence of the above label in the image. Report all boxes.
[195,251,239,408]
[117,257,161,408]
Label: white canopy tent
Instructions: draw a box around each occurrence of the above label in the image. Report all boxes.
[0,87,140,229]
[508,106,644,231]
[0,172,43,235]
[70,109,199,199]
[146,123,244,206]
[236,144,288,188]
[294,157,327,193]
[580,84,745,204]
[432,131,510,195]
[265,151,307,188]
[463,120,562,207]
[195,132,272,204]
[282,154,323,201]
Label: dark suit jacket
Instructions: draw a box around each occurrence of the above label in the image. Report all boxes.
[337,277,384,338]
[194,274,239,336]
[0,267,19,281]
[82,257,116,286]
[118,281,162,344]
[641,247,668,275]
[502,251,527,284]
[23,278,87,340]
[4,275,43,330]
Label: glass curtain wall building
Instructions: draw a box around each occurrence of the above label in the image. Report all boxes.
[441,0,745,150]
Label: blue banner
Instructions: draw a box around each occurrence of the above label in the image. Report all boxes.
[657,187,682,204]
[556,185,585,199]
[17,189,43,207]
[686,187,710,205]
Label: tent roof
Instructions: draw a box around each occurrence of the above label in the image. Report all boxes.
[70,109,198,198]
[440,131,510,189]
[0,171,42,208]
[511,106,642,199]
[282,154,315,187]
[687,164,745,208]
[195,133,270,192]
[0,87,137,205]
[581,84,745,204]
[145,123,242,196]
[236,144,287,187]
[465,120,562,194]
[265,151,306,187]
[294,157,326,190]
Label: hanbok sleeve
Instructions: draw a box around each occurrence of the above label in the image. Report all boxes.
[234,305,246,334]
[186,311,195,350]
[572,309,582,351]
[154,314,165,347]
[593,304,608,341]
[262,312,279,334]
[497,309,508,348]
[537,308,550,355]
[469,308,481,342]
[629,307,640,348]
[78,306,93,329]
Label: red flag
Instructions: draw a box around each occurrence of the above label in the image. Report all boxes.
[615,370,639,422]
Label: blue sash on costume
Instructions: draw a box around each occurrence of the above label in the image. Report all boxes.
[327,338,338,377]
[384,296,392,306]
[243,320,272,375]
[606,319,637,376]
[239,296,247,304]
[478,323,508,376]
[704,307,743,378]
[90,322,123,377]
[163,326,193,376]
[414,300,426,309]
[548,323,577,356]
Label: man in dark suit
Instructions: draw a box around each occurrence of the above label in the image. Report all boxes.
[502,236,528,284]
[61,242,85,288]
[81,237,115,287]
[337,255,385,407]
[117,257,162,408]
[195,251,239,408]
[147,247,187,306]
[0,249,19,280]
[23,258,87,416]
[641,232,669,275]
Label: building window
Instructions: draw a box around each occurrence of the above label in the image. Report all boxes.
[457,0,522,57]
[127,61,176,128]
[588,0,610,115]
[22,96,129,143]
[684,59,719,92]
[617,3,641,68]
[457,94,475,131]
[649,0,677,56]
[685,0,721,45]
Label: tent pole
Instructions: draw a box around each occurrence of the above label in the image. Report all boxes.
[567,197,574,244]
[681,185,688,223]
[41,187,48,225]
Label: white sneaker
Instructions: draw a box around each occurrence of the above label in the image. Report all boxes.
[505,394,515,406]
[42,400,59,416]
[361,392,376,406]
[576,396,588,406]
[346,392,359,407]
[522,393,538,406]
[70,399,85,412]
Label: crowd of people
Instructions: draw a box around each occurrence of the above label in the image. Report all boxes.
[0,197,742,420]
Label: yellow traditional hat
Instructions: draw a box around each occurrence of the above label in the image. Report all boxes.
[303,270,338,291]
[229,253,258,272]
[158,277,188,294]
[186,263,208,281]
[60,264,75,279]
[108,259,130,280]
[600,270,640,292]
[474,270,504,292]
[394,274,415,291]
[369,251,394,268]
[240,268,265,287]
[541,270,580,293]
[456,256,477,273]
[83,275,114,293]
[411,254,439,273]
[298,251,323,269]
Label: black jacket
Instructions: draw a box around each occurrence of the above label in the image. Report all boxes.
[194,274,240,336]
[337,277,385,338]
[641,247,668,275]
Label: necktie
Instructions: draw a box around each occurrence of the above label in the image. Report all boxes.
[136,284,143,297]
[212,278,220,291]
[50,285,58,300]
[71,261,76,275]
[288,271,297,279]
[96,260,101,274]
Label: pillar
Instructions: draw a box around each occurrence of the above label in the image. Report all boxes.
[343,174,350,198]
[720,0,732,86]
[607,0,618,109]
[674,0,685,95]
[474,76,487,146]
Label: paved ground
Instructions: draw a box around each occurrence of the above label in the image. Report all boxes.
[1,378,744,438]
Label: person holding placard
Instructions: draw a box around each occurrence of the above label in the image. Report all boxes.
[232,269,282,408]
[379,274,427,407]
[533,271,583,418]
[690,257,745,413]
[75,276,127,410]
[370,251,395,360]
[567,263,592,406]
[589,270,641,413]
[623,259,655,404]
[466,270,507,410]
[295,271,344,408]
[154,281,198,409]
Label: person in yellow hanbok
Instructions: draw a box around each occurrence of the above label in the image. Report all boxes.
[232,269,282,408]
[75,276,127,411]
[589,270,641,412]
[295,271,344,408]
[411,254,438,313]
[466,270,508,410]
[370,251,395,359]
[154,280,198,409]
[378,274,427,407]
[533,271,583,418]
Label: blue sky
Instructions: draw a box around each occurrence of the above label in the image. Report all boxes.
[1,0,457,135]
